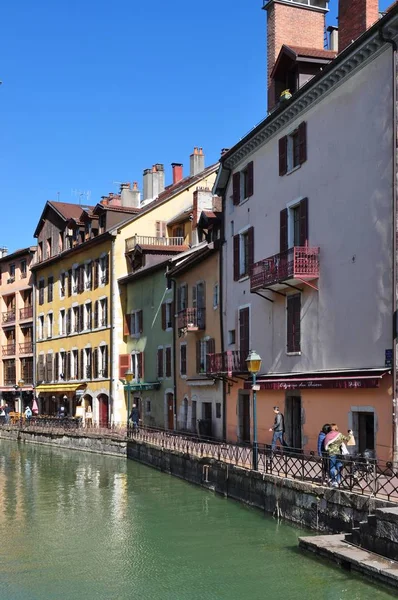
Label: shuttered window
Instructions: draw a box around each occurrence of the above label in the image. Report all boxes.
[287,294,301,353]
[38,280,45,306]
[47,277,54,302]
[119,354,130,379]
[165,347,172,378]
[280,209,288,253]
[180,344,187,376]
[155,221,167,238]
[279,121,307,176]
[232,172,240,205]
[239,307,250,359]
[234,227,254,279]
[157,348,164,378]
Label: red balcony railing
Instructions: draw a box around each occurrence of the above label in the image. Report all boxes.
[206,351,248,375]
[250,246,320,292]
[177,308,206,331]
[2,344,15,357]
[2,310,16,324]
[19,342,33,354]
[19,306,33,320]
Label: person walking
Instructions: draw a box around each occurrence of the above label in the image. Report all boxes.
[129,404,140,430]
[3,403,11,425]
[317,423,331,484]
[269,406,288,450]
[324,424,353,487]
[24,406,32,422]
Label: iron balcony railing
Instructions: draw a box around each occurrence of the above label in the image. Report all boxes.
[206,350,248,375]
[125,235,185,253]
[177,308,206,331]
[2,310,16,324]
[19,306,33,320]
[2,344,15,356]
[19,342,33,354]
[250,246,320,292]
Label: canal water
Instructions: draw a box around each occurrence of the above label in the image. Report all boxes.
[0,440,395,600]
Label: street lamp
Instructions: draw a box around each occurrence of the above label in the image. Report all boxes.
[14,379,24,414]
[246,350,262,471]
[125,370,134,426]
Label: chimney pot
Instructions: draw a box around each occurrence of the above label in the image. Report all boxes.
[338,0,379,54]
[190,147,205,176]
[171,163,184,185]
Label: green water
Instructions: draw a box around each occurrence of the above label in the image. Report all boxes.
[0,441,396,600]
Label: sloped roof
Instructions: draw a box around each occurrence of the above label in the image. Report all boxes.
[49,201,93,220]
[287,46,337,60]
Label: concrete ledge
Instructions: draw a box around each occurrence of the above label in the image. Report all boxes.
[299,534,398,590]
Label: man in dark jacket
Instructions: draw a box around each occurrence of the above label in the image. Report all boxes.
[269,406,288,450]
[129,404,140,429]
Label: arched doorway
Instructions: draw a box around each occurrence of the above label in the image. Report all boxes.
[98,394,109,427]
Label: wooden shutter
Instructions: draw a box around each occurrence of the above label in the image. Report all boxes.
[161,303,166,330]
[299,197,308,246]
[93,259,99,289]
[247,161,254,197]
[103,299,108,327]
[87,348,92,380]
[232,172,240,205]
[54,352,59,381]
[37,355,45,382]
[124,314,131,336]
[233,234,240,281]
[196,340,201,374]
[45,354,53,382]
[298,121,307,165]
[138,352,144,380]
[79,305,84,332]
[165,347,171,378]
[247,226,254,273]
[177,286,182,312]
[157,349,163,378]
[66,308,71,335]
[94,300,99,328]
[68,269,72,296]
[104,254,109,285]
[79,349,84,379]
[206,338,215,372]
[239,307,250,359]
[287,294,301,353]
[65,351,71,380]
[103,346,108,377]
[279,136,288,176]
[182,284,188,310]
[280,209,288,253]
[155,221,161,238]
[138,309,143,333]
[181,344,186,375]
[78,267,84,293]
[119,354,130,379]
[93,348,98,379]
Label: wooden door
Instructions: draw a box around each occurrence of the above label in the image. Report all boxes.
[98,394,109,427]
[167,393,174,430]
[285,395,302,450]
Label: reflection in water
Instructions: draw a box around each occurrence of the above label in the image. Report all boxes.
[0,440,395,600]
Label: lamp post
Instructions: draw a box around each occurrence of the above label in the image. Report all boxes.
[125,370,134,430]
[14,379,24,414]
[246,350,262,471]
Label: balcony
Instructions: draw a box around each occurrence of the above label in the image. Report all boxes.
[206,351,248,375]
[2,344,15,357]
[125,235,186,253]
[250,246,320,292]
[19,342,33,354]
[2,310,16,324]
[20,306,33,320]
[178,308,206,331]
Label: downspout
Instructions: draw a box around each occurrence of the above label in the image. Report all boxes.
[32,263,37,410]
[110,237,115,423]
[379,27,398,463]
[219,168,230,441]
[169,275,178,429]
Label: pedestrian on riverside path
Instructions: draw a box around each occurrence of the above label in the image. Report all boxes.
[324,424,353,487]
[269,406,288,450]
[3,403,11,425]
[318,423,331,484]
[129,404,140,430]
[24,406,32,421]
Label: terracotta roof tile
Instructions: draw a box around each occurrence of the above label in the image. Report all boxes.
[287,46,337,60]
[49,201,93,221]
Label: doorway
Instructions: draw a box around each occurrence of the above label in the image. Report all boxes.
[98,394,109,427]
[166,393,174,430]
[191,400,197,433]
[200,402,212,438]
[353,411,375,456]
[238,392,250,444]
[285,394,302,450]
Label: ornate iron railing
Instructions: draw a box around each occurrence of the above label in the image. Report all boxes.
[177,308,206,330]
[250,246,320,291]
[19,306,33,320]
[19,342,33,354]
[2,344,15,356]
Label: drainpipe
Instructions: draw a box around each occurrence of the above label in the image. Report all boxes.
[379,27,398,463]
[32,265,37,410]
[167,272,178,429]
[110,237,115,424]
[219,187,228,441]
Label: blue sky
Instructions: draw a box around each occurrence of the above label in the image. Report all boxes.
[0,0,392,252]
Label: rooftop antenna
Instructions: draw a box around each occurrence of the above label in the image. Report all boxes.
[71,189,92,205]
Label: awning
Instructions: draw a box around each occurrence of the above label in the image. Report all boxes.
[243,369,391,391]
[123,382,160,392]
[35,383,87,393]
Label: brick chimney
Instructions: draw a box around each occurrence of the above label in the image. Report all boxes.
[120,182,140,208]
[264,0,329,110]
[171,163,183,185]
[338,0,379,54]
[190,147,205,176]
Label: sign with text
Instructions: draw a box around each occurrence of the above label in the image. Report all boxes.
[244,378,381,391]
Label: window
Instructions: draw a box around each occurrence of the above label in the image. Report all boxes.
[99,345,108,377]
[20,260,27,278]
[157,347,164,378]
[280,198,308,253]
[38,279,44,305]
[47,313,53,338]
[228,330,236,345]
[233,227,254,281]
[155,221,167,238]
[279,122,307,176]
[213,283,219,309]
[99,298,108,327]
[130,352,143,381]
[161,302,173,330]
[84,348,92,379]
[72,349,79,379]
[72,306,79,333]
[165,347,172,378]
[180,344,187,376]
[9,264,15,279]
[128,309,142,336]
[47,276,54,302]
[146,400,151,414]
[58,232,63,253]
[46,237,52,258]
[99,255,109,285]
[38,315,44,340]
[72,268,78,294]
[232,161,254,205]
[216,403,222,419]
[196,338,215,374]
[287,294,301,353]
[84,302,92,330]
[177,284,188,312]
[38,242,43,262]
[60,272,66,298]
[99,213,106,232]
[59,309,66,336]
[85,262,92,290]
[172,225,184,238]
[4,359,16,385]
